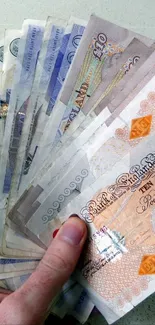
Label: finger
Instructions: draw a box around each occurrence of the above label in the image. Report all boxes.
[0,292,11,303]
[0,217,87,325]
[0,289,12,294]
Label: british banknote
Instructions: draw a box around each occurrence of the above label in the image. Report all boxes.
[5,227,45,254]
[20,112,96,193]
[49,140,155,321]
[25,106,110,197]
[21,18,72,181]
[82,42,155,116]
[8,17,65,210]
[86,47,155,117]
[0,269,34,280]
[7,66,155,250]
[51,280,83,318]
[0,39,4,97]
[0,257,39,274]
[24,73,155,245]
[8,107,110,245]
[0,279,8,289]
[25,19,86,185]
[0,38,5,153]
[0,19,45,255]
[48,78,155,322]
[70,290,94,324]
[46,18,87,114]
[1,12,155,324]
[3,273,31,291]
[0,19,45,197]
[1,29,21,102]
[53,14,154,142]
[25,38,154,183]
[74,147,155,322]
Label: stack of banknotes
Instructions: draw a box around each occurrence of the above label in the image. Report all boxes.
[0,13,155,324]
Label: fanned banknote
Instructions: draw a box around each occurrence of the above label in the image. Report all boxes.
[7,73,155,248]
[8,17,65,211]
[25,19,87,184]
[48,78,155,321]
[0,19,45,197]
[0,12,155,325]
[0,39,5,154]
[0,39,5,158]
[0,19,46,257]
[10,71,155,247]
[25,74,155,321]
[4,18,71,253]
[53,14,154,140]
[70,290,94,324]
[2,29,21,102]
[25,38,154,182]
[0,39,4,97]
[8,107,110,245]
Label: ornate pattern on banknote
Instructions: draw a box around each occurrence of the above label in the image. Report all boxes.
[58,36,123,135]
[89,89,155,181]
[9,38,20,58]
[78,154,155,310]
[80,238,153,310]
[42,168,89,224]
[130,115,152,139]
[139,255,155,274]
[81,152,155,223]
[116,92,155,145]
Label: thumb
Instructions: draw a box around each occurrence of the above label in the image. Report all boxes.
[0,217,87,325]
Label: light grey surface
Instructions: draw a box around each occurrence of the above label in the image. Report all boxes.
[0,0,155,39]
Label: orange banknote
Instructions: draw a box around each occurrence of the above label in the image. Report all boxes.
[79,153,155,313]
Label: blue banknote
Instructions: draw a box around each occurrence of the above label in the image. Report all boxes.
[46,24,85,115]
[5,273,31,290]
[16,22,65,186]
[71,289,94,323]
[0,258,39,264]
[0,258,39,274]
[1,22,44,194]
[39,25,64,92]
[45,30,71,106]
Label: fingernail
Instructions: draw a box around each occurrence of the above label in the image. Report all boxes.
[58,217,85,246]
[52,228,60,238]
[69,214,79,219]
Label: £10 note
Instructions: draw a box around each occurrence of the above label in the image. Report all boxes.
[54,14,154,141]
[82,39,154,116]
[53,140,155,321]
[25,73,155,245]
[26,36,148,184]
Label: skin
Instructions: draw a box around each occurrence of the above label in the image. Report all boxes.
[0,216,87,325]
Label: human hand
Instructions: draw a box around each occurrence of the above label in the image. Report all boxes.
[0,216,87,325]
